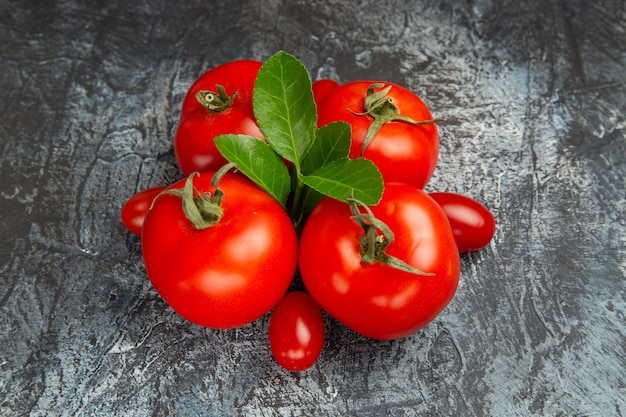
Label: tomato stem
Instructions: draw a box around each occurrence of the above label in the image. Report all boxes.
[156,165,238,230]
[210,162,238,206]
[290,179,305,226]
[348,197,435,276]
[351,83,445,156]
[196,84,237,113]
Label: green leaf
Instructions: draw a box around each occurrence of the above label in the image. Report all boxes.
[253,51,317,170]
[301,122,352,175]
[300,158,383,205]
[214,134,291,207]
[297,120,353,213]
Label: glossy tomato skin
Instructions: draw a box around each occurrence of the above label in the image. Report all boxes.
[175,60,264,176]
[175,105,264,175]
[120,186,167,236]
[180,59,262,117]
[429,192,495,253]
[141,173,298,329]
[312,79,340,107]
[317,81,439,189]
[269,291,325,372]
[299,183,460,340]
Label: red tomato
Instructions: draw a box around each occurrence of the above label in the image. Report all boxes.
[312,79,340,107]
[180,59,262,117]
[174,60,264,176]
[298,183,460,340]
[317,81,440,189]
[141,172,298,329]
[429,192,495,252]
[120,186,167,236]
[269,291,325,372]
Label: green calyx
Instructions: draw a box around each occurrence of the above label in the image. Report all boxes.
[351,83,445,156]
[157,163,237,230]
[349,197,434,276]
[196,84,237,113]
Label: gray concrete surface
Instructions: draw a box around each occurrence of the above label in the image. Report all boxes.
[1,1,624,415]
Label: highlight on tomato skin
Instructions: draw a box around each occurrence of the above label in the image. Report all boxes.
[268,291,325,372]
[428,192,496,253]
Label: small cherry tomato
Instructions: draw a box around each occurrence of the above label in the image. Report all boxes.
[120,186,167,236]
[269,291,325,372]
[429,192,496,252]
[312,79,340,107]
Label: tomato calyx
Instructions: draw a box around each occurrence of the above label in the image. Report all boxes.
[156,163,238,229]
[351,83,445,156]
[348,197,435,276]
[195,84,237,113]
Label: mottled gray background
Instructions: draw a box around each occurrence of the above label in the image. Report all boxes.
[1,0,624,416]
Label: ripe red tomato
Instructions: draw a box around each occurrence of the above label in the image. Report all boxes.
[429,192,496,253]
[174,60,264,176]
[317,81,440,189]
[298,182,460,340]
[312,79,340,106]
[141,172,298,329]
[180,59,262,117]
[120,186,167,236]
[269,291,325,372]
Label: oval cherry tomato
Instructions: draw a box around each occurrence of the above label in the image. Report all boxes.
[312,79,340,107]
[317,81,440,189]
[429,192,496,252]
[174,60,264,176]
[120,186,167,236]
[269,291,325,372]
[142,172,298,329]
[299,183,460,340]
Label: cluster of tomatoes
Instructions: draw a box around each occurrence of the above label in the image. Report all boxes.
[120,55,495,372]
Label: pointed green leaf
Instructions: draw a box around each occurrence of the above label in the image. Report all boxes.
[253,51,317,169]
[300,158,383,205]
[214,134,291,206]
[301,122,352,175]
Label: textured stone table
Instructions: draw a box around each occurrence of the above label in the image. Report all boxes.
[1,1,624,416]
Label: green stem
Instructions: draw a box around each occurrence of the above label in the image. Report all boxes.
[351,83,445,156]
[210,162,238,206]
[196,84,237,113]
[348,197,435,276]
[290,171,306,226]
[156,165,238,230]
